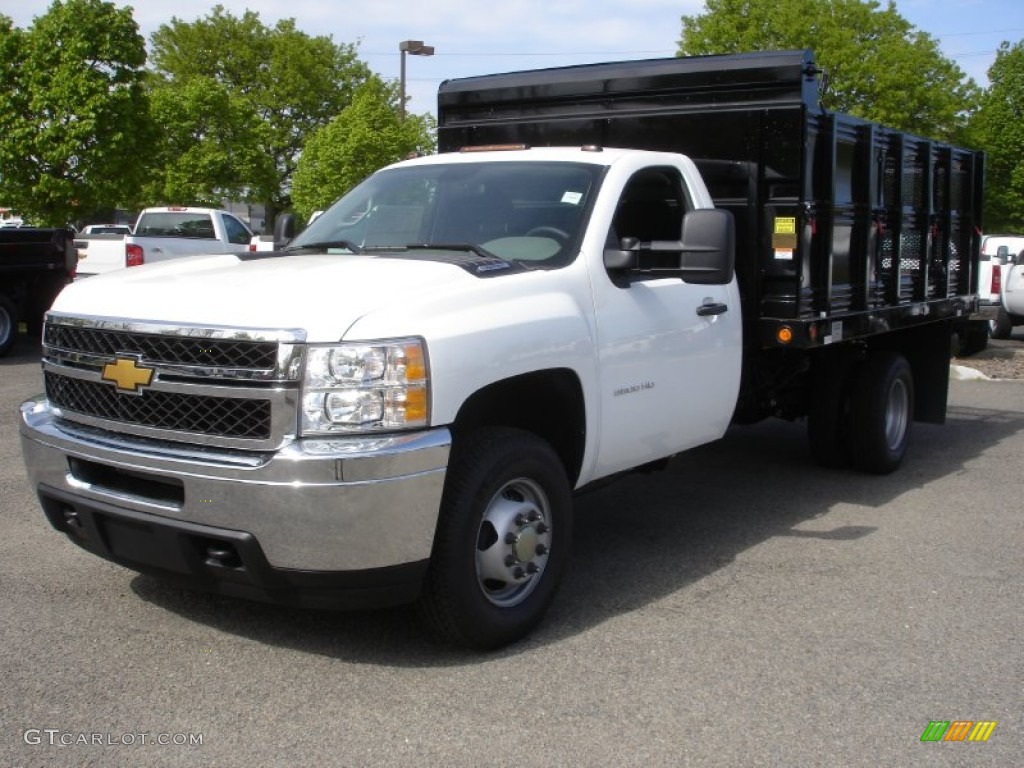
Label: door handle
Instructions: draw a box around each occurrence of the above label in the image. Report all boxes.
[697,301,728,317]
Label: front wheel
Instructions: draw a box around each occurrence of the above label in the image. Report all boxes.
[417,427,572,649]
[849,351,914,475]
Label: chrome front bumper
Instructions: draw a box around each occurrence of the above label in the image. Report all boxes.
[20,396,450,578]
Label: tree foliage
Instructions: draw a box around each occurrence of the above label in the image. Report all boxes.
[142,76,273,206]
[968,41,1024,231]
[149,5,374,221]
[678,0,977,141]
[291,79,436,220]
[0,1,151,225]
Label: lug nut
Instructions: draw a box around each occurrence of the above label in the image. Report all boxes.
[528,511,540,522]
[536,544,548,556]
[515,514,526,526]
[504,555,515,567]
[504,532,517,544]
[513,566,525,579]
[536,523,549,534]
[526,562,539,574]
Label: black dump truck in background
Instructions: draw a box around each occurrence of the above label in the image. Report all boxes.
[0,227,77,356]
[438,49,986,470]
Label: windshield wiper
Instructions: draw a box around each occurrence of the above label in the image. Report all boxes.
[285,240,363,253]
[406,243,500,260]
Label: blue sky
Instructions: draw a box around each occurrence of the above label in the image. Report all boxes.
[3,0,1023,116]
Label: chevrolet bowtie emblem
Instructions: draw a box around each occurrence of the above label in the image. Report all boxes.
[101,357,154,393]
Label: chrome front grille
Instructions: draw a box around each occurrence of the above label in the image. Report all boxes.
[42,314,305,449]
[45,372,272,439]
[44,323,279,370]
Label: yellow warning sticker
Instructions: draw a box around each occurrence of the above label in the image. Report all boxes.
[774,217,797,235]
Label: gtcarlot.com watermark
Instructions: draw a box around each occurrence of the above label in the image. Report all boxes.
[23,729,203,747]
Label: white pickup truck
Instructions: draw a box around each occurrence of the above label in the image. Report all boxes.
[75,207,253,276]
[1000,241,1024,336]
[19,52,984,649]
[979,234,1024,338]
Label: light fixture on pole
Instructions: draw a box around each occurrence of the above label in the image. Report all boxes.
[399,39,434,121]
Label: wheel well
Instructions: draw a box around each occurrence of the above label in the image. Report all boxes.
[451,369,586,485]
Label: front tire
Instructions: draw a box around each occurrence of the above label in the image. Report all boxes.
[417,427,572,649]
[849,351,914,474]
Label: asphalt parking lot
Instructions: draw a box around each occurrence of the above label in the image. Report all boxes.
[1,333,1021,767]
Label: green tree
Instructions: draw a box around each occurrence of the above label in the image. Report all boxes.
[142,75,274,206]
[968,41,1024,231]
[291,79,436,220]
[0,2,151,225]
[149,6,375,225]
[678,0,977,141]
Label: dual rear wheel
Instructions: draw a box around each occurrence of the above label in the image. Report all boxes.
[808,350,914,475]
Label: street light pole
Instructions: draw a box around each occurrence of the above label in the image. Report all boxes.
[399,39,434,121]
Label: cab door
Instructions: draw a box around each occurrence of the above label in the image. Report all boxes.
[587,164,742,479]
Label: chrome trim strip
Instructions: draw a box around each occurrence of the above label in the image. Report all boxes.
[43,418,270,467]
[43,313,307,382]
[46,312,308,343]
[41,348,301,382]
[65,473,182,513]
[43,359,295,396]
[46,404,297,452]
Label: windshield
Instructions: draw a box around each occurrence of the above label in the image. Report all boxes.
[288,161,604,267]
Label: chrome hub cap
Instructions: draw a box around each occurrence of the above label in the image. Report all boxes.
[475,477,552,608]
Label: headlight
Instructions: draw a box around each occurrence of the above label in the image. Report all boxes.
[300,339,429,434]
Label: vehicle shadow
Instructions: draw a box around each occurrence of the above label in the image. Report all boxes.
[131,392,1024,666]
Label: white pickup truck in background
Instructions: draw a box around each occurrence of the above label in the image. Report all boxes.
[75,207,254,276]
[1000,240,1024,336]
[982,234,1024,338]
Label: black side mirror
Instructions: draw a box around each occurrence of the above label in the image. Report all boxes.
[273,214,296,250]
[676,208,735,284]
[603,209,735,285]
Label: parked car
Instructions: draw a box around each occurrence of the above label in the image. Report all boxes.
[127,206,253,266]
[0,210,28,228]
[979,234,1024,338]
[75,207,253,276]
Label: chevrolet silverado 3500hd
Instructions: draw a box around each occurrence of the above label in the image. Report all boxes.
[19,51,984,648]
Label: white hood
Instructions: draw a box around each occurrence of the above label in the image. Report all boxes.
[53,252,476,341]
